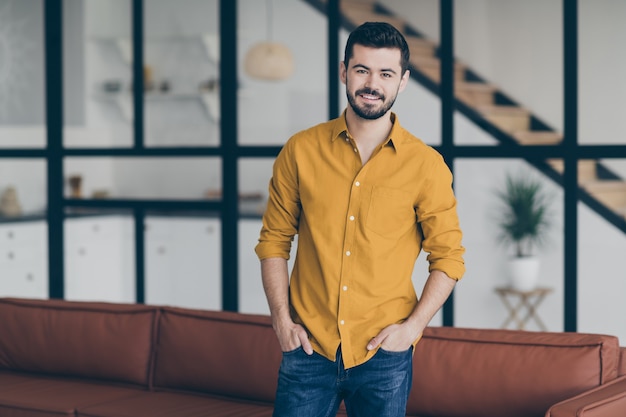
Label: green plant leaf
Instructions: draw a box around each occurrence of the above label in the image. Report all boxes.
[494,172,552,257]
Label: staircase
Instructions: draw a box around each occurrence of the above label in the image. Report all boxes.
[304,0,626,233]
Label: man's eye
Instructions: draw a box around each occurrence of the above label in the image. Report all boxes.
[382,73,392,78]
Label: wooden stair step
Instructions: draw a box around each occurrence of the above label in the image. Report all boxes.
[548,159,598,181]
[410,56,465,82]
[581,179,626,192]
[582,180,626,209]
[340,0,376,9]
[476,105,531,133]
[455,82,496,107]
[512,131,563,145]
[405,35,436,57]
[340,3,377,16]
[589,190,626,210]
[342,8,407,30]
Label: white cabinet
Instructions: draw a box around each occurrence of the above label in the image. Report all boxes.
[145,216,221,310]
[64,215,135,303]
[0,221,48,299]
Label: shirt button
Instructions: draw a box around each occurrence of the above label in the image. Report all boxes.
[355,181,360,187]
[346,251,351,256]
[340,320,345,325]
[343,285,348,291]
[345,138,349,142]
[349,215,355,221]
[353,148,358,153]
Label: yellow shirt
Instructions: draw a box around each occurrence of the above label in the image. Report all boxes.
[255,112,465,368]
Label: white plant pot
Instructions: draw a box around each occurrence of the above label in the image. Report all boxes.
[508,256,540,291]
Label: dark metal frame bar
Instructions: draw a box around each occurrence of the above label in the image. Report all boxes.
[328,0,341,119]
[563,0,578,331]
[131,0,146,303]
[219,0,239,311]
[44,0,64,299]
[439,0,455,326]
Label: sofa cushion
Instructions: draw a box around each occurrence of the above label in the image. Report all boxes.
[153,308,281,403]
[0,298,158,386]
[406,327,621,417]
[0,371,34,391]
[77,390,274,417]
[0,371,145,417]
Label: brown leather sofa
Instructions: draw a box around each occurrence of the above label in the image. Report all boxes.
[0,297,624,417]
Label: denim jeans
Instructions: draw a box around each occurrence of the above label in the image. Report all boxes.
[273,346,413,417]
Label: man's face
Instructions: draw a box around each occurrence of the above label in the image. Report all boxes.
[340,44,409,120]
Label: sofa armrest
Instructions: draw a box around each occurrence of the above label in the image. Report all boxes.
[546,376,626,417]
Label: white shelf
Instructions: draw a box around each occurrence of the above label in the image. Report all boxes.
[91,91,220,122]
[88,33,219,64]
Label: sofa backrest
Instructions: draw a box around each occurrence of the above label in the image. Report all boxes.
[620,347,626,377]
[0,298,158,386]
[152,307,281,403]
[407,327,621,417]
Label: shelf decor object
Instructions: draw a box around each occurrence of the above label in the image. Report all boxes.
[68,174,83,199]
[0,186,22,217]
[243,0,294,81]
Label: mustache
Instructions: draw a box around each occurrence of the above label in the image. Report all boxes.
[355,88,384,99]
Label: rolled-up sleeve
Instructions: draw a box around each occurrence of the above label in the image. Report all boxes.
[416,155,466,280]
[255,138,301,260]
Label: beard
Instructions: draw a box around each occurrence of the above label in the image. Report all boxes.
[346,87,397,120]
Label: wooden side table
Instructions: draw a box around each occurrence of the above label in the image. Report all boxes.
[494,287,553,331]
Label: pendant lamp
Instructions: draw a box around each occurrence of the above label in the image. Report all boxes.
[243,0,294,81]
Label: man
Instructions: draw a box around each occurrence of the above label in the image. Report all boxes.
[255,22,465,417]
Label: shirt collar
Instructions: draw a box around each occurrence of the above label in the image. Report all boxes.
[330,110,350,142]
[331,110,402,153]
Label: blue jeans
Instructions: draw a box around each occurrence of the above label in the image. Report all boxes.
[273,346,413,417]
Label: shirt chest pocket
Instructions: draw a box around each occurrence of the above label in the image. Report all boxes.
[365,186,416,239]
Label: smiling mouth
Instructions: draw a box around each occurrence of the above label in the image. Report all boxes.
[356,88,383,102]
[360,93,380,101]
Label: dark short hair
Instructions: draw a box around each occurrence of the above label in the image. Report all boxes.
[343,22,410,74]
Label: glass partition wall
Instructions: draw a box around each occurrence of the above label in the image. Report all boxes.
[452,0,565,331]
[0,0,47,148]
[454,158,564,331]
[0,0,48,300]
[3,1,625,342]
[59,0,223,309]
[236,0,328,313]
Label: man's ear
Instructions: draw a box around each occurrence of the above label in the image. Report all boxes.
[398,69,410,93]
[340,61,347,85]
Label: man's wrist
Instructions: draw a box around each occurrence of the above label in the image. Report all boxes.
[271,308,294,331]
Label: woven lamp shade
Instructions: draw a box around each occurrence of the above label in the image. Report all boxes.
[244,41,294,81]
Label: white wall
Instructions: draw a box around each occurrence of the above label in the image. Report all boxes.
[579,0,626,146]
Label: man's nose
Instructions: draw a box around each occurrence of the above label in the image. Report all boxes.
[364,74,378,89]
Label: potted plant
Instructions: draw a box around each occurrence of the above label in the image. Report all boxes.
[494,171,552,291]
